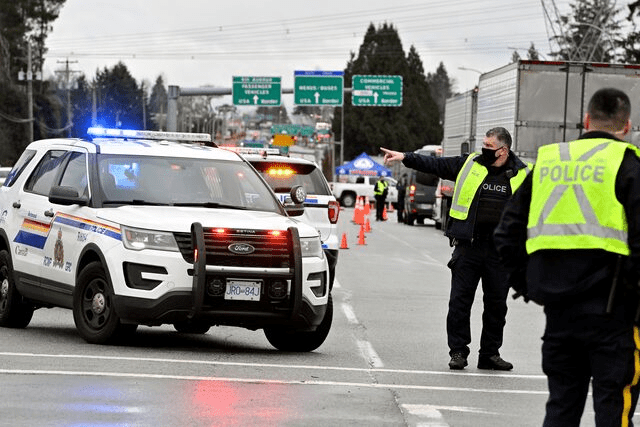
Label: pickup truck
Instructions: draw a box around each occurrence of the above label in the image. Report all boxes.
[330,175,398,208]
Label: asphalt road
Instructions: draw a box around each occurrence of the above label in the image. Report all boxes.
[0,207,636,426]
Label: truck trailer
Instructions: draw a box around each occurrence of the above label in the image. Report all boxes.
[435,59,640,230]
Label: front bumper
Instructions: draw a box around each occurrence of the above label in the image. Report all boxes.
[114,224,328,330]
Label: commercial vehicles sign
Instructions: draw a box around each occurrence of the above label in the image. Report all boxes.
[352,75,403,106]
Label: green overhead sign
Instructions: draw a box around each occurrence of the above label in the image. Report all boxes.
[294,70,343,106]
[232,76,281,106]
[352,75,403,107]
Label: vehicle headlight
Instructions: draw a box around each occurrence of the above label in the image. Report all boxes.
[300,236,323,258]
[121,226,179,252]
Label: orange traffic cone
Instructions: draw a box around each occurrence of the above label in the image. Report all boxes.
[365,217,371,232]
[382,206,388,221]
[340,232,349,249]
[357,225,366,245]
[388,202,394,213]
[363,197,371,216]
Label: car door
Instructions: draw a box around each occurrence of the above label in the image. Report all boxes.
[10,149,67,289]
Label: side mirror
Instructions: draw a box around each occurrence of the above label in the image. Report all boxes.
[49,185,89,206]
[284,185,306,217]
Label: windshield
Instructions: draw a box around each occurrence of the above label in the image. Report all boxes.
[97,155,282,212]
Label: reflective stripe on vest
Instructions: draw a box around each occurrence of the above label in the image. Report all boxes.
[449,153,532,221]
[526,139,629,255]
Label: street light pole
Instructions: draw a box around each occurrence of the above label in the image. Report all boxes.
[26,44,33,143]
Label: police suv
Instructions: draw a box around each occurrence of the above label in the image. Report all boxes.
[0,128,331,351]
[235,148,340,289]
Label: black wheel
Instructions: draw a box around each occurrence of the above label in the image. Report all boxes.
[73,261,135,344]
[174,320,210,334]
[341,193,356,208]
[0,249,34,328]
[435,220,442,230]
[264,295,333,352]
[417,217,425,225]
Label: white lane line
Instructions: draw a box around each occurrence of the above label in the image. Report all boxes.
[0,352,545,379]
[0,369,548,394]
[356,340,384,368]
[402,404,498,416]
[341,302,359,324]
[402,404,449,427]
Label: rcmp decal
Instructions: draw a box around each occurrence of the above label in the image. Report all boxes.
[13,213,121,250]
[13,218,51,249]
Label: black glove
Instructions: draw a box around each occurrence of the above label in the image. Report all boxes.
[508,268,529,303]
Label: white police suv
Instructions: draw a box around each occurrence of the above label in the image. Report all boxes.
[236,149,340,289]
[0,128,331,351]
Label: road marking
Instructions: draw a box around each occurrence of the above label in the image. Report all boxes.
[402,404,449,427]
[0,351,545,379]
[402,404,498,416]
[341,302,359,324]
[0,368,548,394]
[356,339,384,368]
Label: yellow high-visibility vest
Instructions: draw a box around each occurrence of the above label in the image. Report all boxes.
[526,139,633,255]
[449,153,531,221]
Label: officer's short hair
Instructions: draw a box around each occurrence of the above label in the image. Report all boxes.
[486,127,512,149]
[588,88,631,131]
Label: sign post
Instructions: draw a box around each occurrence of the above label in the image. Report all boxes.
[351,75,403,106]
[294,71,344,106]
[232,76,281,106]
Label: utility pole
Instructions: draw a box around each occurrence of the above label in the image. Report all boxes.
[18,43,40,142]
[56,58,80,137]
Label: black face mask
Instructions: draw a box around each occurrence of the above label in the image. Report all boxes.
[481,147,499,164]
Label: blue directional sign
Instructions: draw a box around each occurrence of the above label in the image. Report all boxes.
[294,70,344,106]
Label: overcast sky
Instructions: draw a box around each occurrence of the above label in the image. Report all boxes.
[42,0,572,109]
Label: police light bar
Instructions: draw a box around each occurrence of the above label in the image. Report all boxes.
[87,127,211,143]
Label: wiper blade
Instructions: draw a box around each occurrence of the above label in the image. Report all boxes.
[172,202,248,209]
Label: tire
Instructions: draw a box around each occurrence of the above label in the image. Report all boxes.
[417,217,425,225]
[174,320,210,334]
[0,249,34,328]
[340,193,356,208]
[73,261,135,344]
[264,295,333,352]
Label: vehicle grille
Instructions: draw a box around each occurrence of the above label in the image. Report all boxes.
[174,228,292,268]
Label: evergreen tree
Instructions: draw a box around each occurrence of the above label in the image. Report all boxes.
[148,76,168,130]
[426,61,453,126]
[620,1,640,63]
[95,62,143,131]
[527,42,541,60]
[333,23,442,161]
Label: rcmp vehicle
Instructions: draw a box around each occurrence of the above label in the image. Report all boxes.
[0,128,331,351]
[236,149,340,289]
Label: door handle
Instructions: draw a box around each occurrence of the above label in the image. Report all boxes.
[44,209,54,217]
[12,201,20,209]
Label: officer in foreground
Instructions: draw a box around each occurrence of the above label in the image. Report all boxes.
[382,127,531,371]
[494,88,640,426]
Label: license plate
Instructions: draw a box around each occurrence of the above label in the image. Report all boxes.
[225,280,262,301]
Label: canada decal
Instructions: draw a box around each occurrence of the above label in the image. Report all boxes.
[13,218,52,249]
[52,213,121,240]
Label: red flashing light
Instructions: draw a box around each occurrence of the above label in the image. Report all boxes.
[267,167,295,177]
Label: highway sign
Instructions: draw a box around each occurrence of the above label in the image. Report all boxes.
[352,75,403,106]
[232,76,281,106]
[294,71,343,106]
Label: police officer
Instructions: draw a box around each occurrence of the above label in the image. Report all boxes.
[396,174,407,222]
[494,88,640,426]
[374,177,389,221]
[382,127,531,370]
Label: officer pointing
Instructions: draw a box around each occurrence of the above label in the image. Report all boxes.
[494,88,640,426]
[382,127,531,371]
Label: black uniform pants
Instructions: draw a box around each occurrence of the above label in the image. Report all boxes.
[446,238,510,357]
[542,306,640,427]
[374,195,385,220]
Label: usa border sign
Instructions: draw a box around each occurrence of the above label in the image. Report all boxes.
[352,75,403,106]
[294,70,343,106]
[232,76,281,106]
